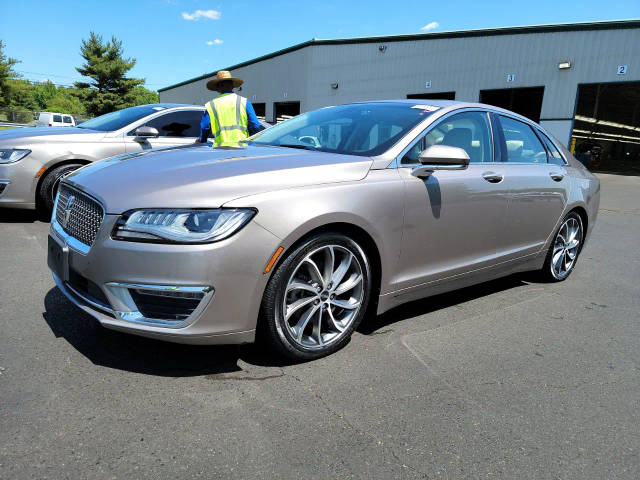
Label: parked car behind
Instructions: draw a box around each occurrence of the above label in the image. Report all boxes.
[36,112,76,127]
[0,104,206,212]
[47,100,600,360]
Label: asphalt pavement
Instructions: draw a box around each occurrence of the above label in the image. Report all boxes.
[1,173,638,479]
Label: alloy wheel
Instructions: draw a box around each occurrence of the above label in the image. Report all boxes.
[551,217,582,280]
[282,244,365,349]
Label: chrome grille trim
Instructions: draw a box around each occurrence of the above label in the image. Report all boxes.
[104,282,215,328]
[54,184,104,251]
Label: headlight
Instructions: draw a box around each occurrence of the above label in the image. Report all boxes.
[0,149,31,164]
[112,208,256,244]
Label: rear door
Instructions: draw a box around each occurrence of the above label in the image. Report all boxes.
[495,114,568,260]
[394,110,511,291]
[125,109,204,152]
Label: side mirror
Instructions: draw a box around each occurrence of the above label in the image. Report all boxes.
[133,126,159,141]
[411,145,470,178]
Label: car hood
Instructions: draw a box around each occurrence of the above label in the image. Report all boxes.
[0,126,104,144]
[65,145,373,213]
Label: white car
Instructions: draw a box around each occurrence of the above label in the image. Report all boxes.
[36,112,75,128]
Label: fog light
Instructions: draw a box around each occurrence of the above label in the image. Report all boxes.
[104,282,214,326]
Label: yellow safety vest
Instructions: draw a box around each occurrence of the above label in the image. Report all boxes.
[205,93,249,146]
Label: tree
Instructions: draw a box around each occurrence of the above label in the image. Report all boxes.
[0,40,21,106]
[46,89,86,114]
[32,81,58,110]
[6,80,38,110]
[131,85,159,105]
[74,32,145,116]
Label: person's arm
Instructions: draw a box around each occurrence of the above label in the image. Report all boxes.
[198,110,211,143]
[245,100,265,136]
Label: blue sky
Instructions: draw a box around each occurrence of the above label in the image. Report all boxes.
[1,0,639,91]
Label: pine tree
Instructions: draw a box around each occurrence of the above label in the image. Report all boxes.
[74,32,145,116]
[0,40,21,107]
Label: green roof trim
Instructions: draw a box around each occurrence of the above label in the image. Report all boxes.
[158,19,640,92]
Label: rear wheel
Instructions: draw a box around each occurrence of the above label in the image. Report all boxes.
[38,163,83,216]
[260,233,372,360]
[540,211,584,281]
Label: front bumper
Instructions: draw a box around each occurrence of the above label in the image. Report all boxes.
[48,212,281,344]
[0,156,40,209]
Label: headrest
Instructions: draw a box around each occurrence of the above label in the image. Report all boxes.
[506,140,524,153]
[443,128,472,149]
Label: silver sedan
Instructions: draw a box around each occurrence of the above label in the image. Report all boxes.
[47,100,599,360]
[0,104,206,212]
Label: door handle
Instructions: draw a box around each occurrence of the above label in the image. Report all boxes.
[482,171,503,183]
[549,171,564,182]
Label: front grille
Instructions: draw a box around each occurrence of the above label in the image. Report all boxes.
[55,185,104,247]
[129,289,205,321]
[0,182,8,196]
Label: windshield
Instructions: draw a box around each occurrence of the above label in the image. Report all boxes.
[77,105,169,131]
[246,103,438,156]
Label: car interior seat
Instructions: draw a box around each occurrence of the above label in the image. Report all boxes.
[506,140,524,161]
[441,128,474,162]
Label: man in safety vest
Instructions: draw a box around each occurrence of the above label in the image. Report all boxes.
[198,70,265,145]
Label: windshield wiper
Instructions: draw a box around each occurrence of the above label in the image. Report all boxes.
[278,143,316,151]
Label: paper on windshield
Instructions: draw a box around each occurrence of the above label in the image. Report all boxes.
[411,105,440,111]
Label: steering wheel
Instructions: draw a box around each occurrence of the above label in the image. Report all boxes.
[298,136,320,148]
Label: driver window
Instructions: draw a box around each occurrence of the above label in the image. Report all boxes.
[402,111,493,165]
[129,110,203,137]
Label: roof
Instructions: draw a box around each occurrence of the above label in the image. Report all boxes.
[158,19,640,92]
[150,103,203,108]
[347,99,535,122]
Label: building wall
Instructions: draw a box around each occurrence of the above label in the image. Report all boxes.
[160,48,312,123]
[159,26,640,146]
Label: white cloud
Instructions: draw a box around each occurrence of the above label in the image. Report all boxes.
[205,39,223,45]
[182,9,221,21]
[421,21,439,32]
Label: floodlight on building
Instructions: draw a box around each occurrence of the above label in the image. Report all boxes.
[331,83,339,89]
[558,61,572,69]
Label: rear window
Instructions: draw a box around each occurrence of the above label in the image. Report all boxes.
[499,115,547,164]
[53,115,62,123]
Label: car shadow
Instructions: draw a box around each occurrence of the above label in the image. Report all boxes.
[42,287,292,377]
[423,175,442,218]
[0,207,48,223]
[359,274,528,335]
[43,275,530,376]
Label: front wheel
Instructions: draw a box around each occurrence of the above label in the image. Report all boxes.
[260,233,372,360]
[38,163,83,215]
[540,211,584,282]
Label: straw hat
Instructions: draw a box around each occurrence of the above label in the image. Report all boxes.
[206,70,244,90]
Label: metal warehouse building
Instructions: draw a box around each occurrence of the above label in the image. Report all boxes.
[159,20,640,173]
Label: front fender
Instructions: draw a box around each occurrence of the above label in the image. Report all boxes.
[223,170,405,295]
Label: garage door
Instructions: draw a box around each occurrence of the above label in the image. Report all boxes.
[571,81,640,174]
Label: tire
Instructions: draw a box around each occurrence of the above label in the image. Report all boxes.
[260,233,372,361]
[38,163,83,215]
[540,211,584,282]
